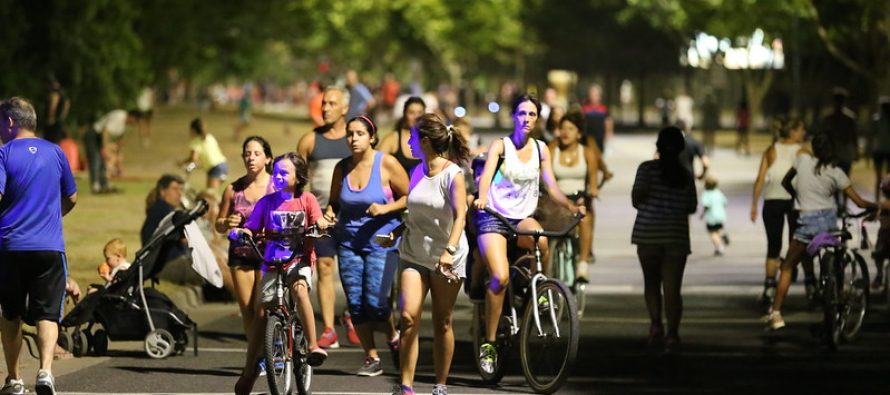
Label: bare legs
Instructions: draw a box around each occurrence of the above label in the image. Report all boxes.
[638,252,688,340]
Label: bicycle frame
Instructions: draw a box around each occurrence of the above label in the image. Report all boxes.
[484,207,581,337]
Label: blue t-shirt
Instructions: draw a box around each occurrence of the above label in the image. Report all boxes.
[347,83,373,120]
[700,189,727,225]
[0,138,77,252]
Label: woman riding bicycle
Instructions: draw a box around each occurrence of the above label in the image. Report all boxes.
[472,94,583,375]
[326,115,408,377]
[547,110,602,282]
[234,153,331,395]
[765,132,877,331]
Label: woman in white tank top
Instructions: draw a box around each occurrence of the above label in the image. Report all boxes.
[472,95,583,372]
[750,119,806,305]
[548,111,600,280]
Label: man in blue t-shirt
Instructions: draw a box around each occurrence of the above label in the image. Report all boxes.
[346,69,376,120]
[0,97,77,395]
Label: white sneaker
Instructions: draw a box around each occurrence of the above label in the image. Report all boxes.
[762,311,785,331]
[0,377,24,395]
[36,369,55,395]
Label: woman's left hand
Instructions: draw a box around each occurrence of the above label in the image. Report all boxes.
[366,203,388,216]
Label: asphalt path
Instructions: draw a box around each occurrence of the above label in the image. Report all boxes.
[23,134,890,394]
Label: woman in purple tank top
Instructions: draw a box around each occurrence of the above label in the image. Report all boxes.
[216,136,273,379]
[326,115,409,376]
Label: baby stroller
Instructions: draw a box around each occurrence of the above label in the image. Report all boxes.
[59,200,209,359]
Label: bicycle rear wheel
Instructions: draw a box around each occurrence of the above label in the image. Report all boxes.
[519,279,579,394]
[265,314,294,395]
[840,252,869,342]
[549,238,575,285]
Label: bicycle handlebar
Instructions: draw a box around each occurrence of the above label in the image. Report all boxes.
[844,207,877,219]
[482,206,582,238]
[229,225,330,266]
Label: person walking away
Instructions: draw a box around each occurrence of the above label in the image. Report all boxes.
[631,126,697,354]
[735,100,751,156]
[84,109,134,193]
[701,92,720,154]
[820,87,859,175]
[297,86,356,348]
[701,177,729,256]
[380,114,470,395]
[0,97,78,395]
[326,115,408,376]
[43,75,69,144]
[135,84,155,147]
[871,98,890,199]
[750,119,807,306]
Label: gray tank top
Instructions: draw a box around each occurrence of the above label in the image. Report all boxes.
[309,129,350,207]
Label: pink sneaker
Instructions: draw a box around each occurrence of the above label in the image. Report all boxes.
[342,311,361,346]
[317,327,340,349]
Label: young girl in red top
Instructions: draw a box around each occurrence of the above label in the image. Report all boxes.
[234,152,331,395]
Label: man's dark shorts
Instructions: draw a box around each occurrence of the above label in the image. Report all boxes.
[0,251,67,325]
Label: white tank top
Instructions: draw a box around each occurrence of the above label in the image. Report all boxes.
[764,142,802,200]
[552,144,587,195]
[489,137,544,219]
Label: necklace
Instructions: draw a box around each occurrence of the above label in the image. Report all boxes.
[560,145,579,166]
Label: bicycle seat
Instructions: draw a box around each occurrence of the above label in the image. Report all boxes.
[806,231,841,257]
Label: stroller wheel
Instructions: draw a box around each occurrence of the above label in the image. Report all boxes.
[145,329,175,359]
[92,329,109,356]
[57,330,73,352]
[71,330,88,358]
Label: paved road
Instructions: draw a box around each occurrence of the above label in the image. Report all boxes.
[16,134,890,394]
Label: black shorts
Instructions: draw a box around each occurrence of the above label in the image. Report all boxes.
[0,251,68,325]
[706,223,724,232]
[314,235,337,258]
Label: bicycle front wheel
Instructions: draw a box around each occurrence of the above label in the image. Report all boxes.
[840,252,869,342]
[520,279,579,394]
[266,314,294,395]
[292,321,311,395]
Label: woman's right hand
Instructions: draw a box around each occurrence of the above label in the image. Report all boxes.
[473,196,488,210]
[750,204,758,223]
[226,213,244,228]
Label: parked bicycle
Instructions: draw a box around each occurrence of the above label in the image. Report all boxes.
[472,207,581,394]
[807,208,873,350]
[233,224,329,395]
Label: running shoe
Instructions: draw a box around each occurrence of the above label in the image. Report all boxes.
[431,384,448,395]
[306,347,328,367]
[35,369,55,395]
[317,327,340,349]
[478,342,498,375]
[871,274,884,291]
[342,311,361,346]
[0,377,24,395]
[356,357,383,377]
[762,310,785,331]
[721,234,730,246]
[257,357,267,377]
[391,384,415,395]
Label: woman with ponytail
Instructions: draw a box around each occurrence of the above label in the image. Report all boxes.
[377,113,469,395]
[631,126,697,354]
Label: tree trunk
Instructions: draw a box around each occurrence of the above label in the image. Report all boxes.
[637,72,647,128]
[741,68,775,133]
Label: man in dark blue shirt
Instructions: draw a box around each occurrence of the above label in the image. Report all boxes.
[140,174,199,284]
[0,97,77,395]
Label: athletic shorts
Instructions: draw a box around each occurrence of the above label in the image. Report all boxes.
[260,262,312,305]
[314,235,337,258]
[207,162,229,181]
[0,251,68,325]
[476,210,521,238]
[706,223,724,232]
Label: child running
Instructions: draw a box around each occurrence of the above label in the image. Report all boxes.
[234,152,330,395]
[700,177,730,256]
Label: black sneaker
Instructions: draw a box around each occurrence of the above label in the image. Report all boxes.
[721,234,730,246]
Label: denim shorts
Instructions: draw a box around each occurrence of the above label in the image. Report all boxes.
[793,209,839,243]
[207,162,228,180]
[475,210,521,237]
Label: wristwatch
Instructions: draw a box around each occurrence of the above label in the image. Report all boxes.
[445,244,458,255]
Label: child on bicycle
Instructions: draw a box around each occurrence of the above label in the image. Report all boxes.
[234,152,330,395]
[766,132,878,330]
[700,177,730,256]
